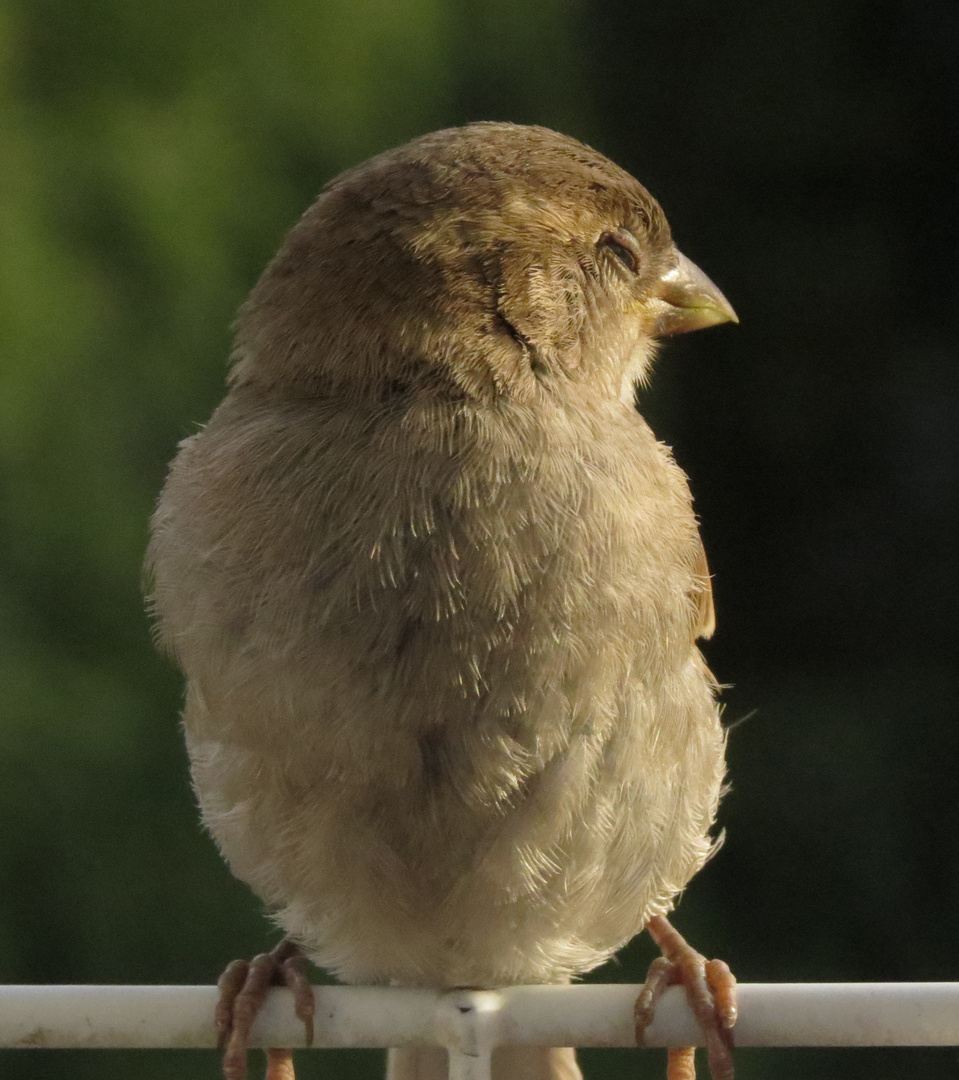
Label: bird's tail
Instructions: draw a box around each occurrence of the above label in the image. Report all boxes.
[386,1046,582,1080]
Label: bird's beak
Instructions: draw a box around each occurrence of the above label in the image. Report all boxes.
[651,250,738,336]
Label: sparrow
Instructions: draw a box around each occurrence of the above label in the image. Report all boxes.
[146,122,739,1080]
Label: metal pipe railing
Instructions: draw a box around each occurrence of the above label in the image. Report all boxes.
[2,983,958,1079]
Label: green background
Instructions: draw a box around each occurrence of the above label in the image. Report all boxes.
[1,1,956,1077]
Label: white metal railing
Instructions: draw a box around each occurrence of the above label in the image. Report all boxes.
[2,984,958,1079]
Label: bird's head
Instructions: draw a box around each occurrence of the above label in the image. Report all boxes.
[232,122,736,405]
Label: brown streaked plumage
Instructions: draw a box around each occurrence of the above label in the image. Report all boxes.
[147,122,738,1080]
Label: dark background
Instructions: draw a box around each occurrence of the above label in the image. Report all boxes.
[0,1,956,1077]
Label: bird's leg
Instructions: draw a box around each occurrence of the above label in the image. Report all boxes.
[633,915,737,1080]
[216,938,315,1080]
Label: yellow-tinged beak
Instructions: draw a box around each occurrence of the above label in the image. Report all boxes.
[651,250,738,336]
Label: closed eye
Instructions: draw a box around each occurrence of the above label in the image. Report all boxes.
[598,229,642,274]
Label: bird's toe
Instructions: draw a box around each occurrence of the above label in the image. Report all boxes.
[215,939,314,1080]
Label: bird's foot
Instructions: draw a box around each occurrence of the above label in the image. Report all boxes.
[634,915,737,1080]
[216,938,315,1080]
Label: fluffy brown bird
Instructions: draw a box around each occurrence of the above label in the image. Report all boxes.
[147,122,738,1080]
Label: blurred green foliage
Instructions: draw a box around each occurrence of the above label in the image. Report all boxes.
[1,0,957,1077]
